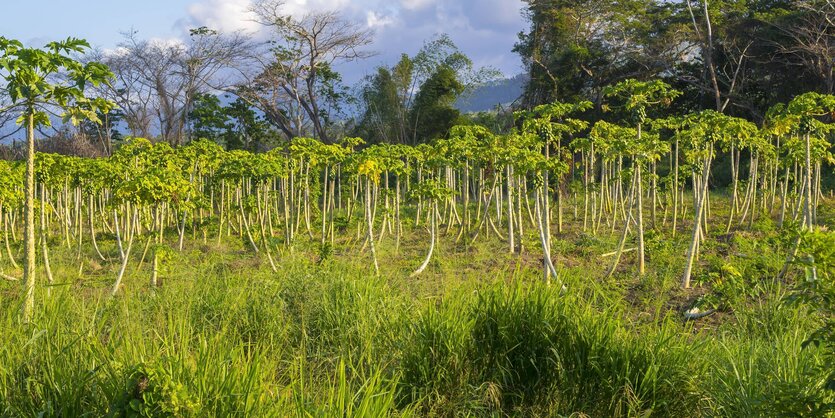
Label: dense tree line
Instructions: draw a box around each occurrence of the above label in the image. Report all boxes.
[3,1,835,154]
[515,0,835,121]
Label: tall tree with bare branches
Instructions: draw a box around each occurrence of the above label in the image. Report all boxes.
[103,27,250,145]
[236,0,374,143]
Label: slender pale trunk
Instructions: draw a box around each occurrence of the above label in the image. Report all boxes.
[635,160,645,275]
[217,181,226,244]
[803,132,818,281]
[779,164,790,227]
[583,150,590,231]
[535,189,557,278]
[4,213,19,270]
[236,185,259,253]
[469,174,499,244]
[410,200,436,277]
[365,178,379,275]
[544,145,552,245]
[112,209,137,297]
[89,195,106,261]
[681,145,713,288]
[22,112,36,322]
[803,132,814,230]
[606,168,638,278]
[395,178,402,251]
[651,160,658,228]
[40,185,54,291]
[150,206,162,289]
[321,165,329,246]
[672,139,679,237]
[464,161,471,229]
[256,186,278,273]
[725,146,739,233]
[507,165,515,253]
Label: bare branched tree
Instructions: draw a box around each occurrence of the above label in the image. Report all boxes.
[102,28,251,145]
[767,0,835,94]
[235,0,374,143]
[680,0,756,113]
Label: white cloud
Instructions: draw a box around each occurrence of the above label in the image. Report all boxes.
[180,0,527,83]
[186,0,260,33]
[144,37,188,51]
[280,0,353,17]
[365,11,395,29]
[400,0,435,11]
[102,46,131,58]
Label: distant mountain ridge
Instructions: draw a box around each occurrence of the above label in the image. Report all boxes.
[455,73,526,113]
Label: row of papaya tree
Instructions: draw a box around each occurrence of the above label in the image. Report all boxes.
[2,80,833,317]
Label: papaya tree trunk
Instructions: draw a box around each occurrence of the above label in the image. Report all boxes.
[365,177,379,275]
[40,185,54,292]
[22,112,36,322]
[410,200,436,277]
[681,145,713,289]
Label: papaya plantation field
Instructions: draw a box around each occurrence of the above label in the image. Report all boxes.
[1,118,834,416]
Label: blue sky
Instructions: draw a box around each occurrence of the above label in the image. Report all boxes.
[2,1,193,46]
[1,0,527,83]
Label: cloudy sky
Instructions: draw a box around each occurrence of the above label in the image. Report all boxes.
[1,0,527,83]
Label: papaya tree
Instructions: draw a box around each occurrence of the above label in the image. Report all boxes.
[0,37,115,321]
[783,93,835,231]
[603,79,680,275]
[520,133,568,284]
[408,178,451,277]
[678,110,756,288]
[74,157,114,261]
[445,125,496,243]
[770,93,835,282]
[354,146,383,275]
[0,160,22,281]
[111,139,194,293]
[516,100,591,236]
[178,139,225,248]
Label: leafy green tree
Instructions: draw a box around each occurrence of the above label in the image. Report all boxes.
[223,98,275,152]
[188,94,276,151]
[0,37,114,322]
[517,100,592,236]
[409,66,465,144]
[768,92,835,282]
[356,35,499,145]
[79,108,123,155]
[189,93,228,143]
[242,0,373,143]
[356,66,406,144]
[514,0,677,106]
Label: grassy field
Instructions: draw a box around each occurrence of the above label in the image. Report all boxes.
[1,194,834,417]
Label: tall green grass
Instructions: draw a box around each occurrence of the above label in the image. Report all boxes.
[400,282,703,416]
[0,240,832,416]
